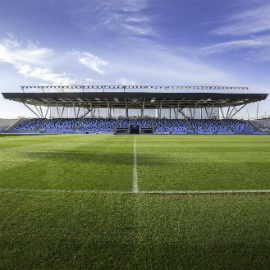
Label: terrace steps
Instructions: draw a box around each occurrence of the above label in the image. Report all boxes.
[113,119,118,132]
[74,118,84,131]
[220,119,234,132]
[36,119,49,131]
[245,120,262,132]
[151,119,156,132]
[185,118,195,132]
[6,118,28,131]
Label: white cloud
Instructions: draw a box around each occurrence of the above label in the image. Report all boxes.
[68,50,109,74]
[0,37,78,85]
[18,66,77,85]
[116,77,136,85]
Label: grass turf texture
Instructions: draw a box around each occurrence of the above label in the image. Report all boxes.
[1,133,270,269]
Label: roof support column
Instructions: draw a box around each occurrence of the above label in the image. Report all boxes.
[23,103,40,118]
[228,104,246,118]
[178,108,188,119]
[56,102,60,118]
[105,99,111,118]
[189,108,192,119]
[141,99,145,119]
[220,107,225,119]
[226,105,231,119]
[125,99,128,118]
[205,107,209,119]
[90,102,93,118]
[34,105,43,118]
[61,106,65,118]
[77,107,80,118]
[39,105,44,118]
[45,106,50,118]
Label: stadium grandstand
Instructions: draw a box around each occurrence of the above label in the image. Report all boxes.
[1,85,269,134]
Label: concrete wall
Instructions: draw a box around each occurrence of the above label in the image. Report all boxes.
[0,118,18,131]
[251,119,270,131]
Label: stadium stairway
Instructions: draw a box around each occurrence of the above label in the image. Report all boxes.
[113,119,118,132]
[36,119,49,131]
[185,118,195,132]
[74,118,84,132]
[220,119,234,132]
[6,118,28,131]
[245,120,263,132]
[151,119,156,132]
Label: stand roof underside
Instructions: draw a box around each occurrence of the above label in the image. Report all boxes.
[2,92,268,109]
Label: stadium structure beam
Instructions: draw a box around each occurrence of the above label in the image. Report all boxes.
[125,99,128,118]
[226,106,236,119]
[141,99,145,118]
[61,106,65,118]
[226,106,231,119]
[23,103,40,118]
[56,102,60,118]
[204,107,209,119]
[39,105,44,118]
[34,105,42,118]
[45,106,50,118]
[178,108,189,119]
[19,85,250,93]
[81,108,91,119]
[228,104,246,119]
[220,107,225,119]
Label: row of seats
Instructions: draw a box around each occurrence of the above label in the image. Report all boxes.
[40,118,80,132]
[154,119,191,132]
[78,118,115,131]
[116,118,152,129]
[10,118,259,133]
[189,119,229,132]
[223,119,257,133]
[13,118,46,131]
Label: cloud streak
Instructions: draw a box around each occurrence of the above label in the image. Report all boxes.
[201,37,270,54]
[212,3,270,36]
[72,0,153,36]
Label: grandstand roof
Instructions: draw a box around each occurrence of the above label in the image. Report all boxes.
[2,92,268,109]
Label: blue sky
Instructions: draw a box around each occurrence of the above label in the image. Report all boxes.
[0,0,269,118]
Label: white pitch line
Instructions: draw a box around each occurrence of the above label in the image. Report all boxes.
[0,188,132,194]
[138,189,270,194]
[133,136,138,193]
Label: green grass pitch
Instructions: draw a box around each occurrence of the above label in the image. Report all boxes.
[1,133,270,269]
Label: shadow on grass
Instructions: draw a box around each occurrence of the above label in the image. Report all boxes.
[26,151,134,165]
[0,133,62,137]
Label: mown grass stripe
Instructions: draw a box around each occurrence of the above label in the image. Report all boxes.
[1,188,270,194]
[133,136,138,193]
